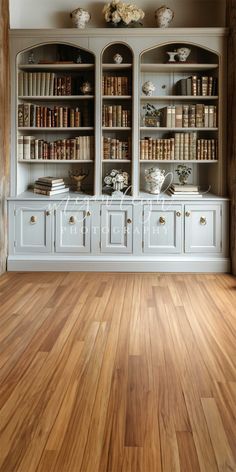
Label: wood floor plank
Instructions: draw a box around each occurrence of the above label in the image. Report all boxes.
[0,272,235,472]
[201,397,236,471]
[177,431,201,472]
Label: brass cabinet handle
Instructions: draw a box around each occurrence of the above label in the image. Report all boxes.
[69,216,76,225]
[159,216,166,225]
[200,216,207,225]
[30,215,37,224]
[127,218,132,224]
[176,211,181,217]
[185,211,191,217]
[86,211,91,217]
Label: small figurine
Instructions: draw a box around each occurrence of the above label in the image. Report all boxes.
[80,81,92,95]
[76,55,82,64]
[28,51,35,64]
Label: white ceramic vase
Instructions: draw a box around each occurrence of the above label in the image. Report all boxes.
[145,168,165,194]
[113,53,123,64]
[70,8,91,29]
[177,47,191,62]
[142,81,156,96]
[155,6,174,28]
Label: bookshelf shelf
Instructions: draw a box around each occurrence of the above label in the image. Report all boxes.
[102,64,132,70]
[103,159,131,163]
[18,127,94,131]
[140,127,218,131]
[18,159,94,163]
[102,127,132,131]
[103,95,132,100]
[139,159,218,163]
[18,95,94,100]
[19,64,95,71]
[141,63,219,72]
[140,95,218,101]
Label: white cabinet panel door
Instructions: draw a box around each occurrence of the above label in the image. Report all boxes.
[101,205,133,253]
[15,206,52,253]
[143,204,182,254]
[55,206,91,253]
[185,204,221,253]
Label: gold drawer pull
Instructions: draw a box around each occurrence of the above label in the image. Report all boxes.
[185,211,191,217]
[86,211,91,217]
[30,216,37,224]
[127,218,132,224]
[159,216,166,225]
[69,216,76,225]
[176,211,181,217]
[200,216,207,225]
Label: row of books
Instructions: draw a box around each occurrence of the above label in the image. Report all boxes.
[102,105,131,127]
[140,133,217,160]
[176,76,218,96]
[18,72,92,96]
[161,105,217,128]
[18,136,94,161]
[103,137,131,160]
[18,104,83,128]
[33,176,69,196]
[102,75,129,96]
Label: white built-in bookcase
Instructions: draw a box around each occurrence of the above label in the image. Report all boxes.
[10,28,227,199]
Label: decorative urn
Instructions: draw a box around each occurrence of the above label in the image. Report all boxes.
[70,8,91,29]
[145,167,166,194]
[155,5,174,28]
[142,81,156,96]
[113,53,123,64]
[176,47,191,62]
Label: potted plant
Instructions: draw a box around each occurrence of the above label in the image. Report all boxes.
[143,103,162,127]
[175,164,192,185]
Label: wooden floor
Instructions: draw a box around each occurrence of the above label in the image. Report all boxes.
[0,272,236,472]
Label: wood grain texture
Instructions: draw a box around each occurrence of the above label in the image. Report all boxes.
[0,0,10,275]
[226,0,236,275]
[0,272,235,472]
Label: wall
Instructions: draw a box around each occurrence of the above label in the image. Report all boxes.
[10,0,226,28]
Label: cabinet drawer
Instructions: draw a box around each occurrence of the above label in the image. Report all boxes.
[184,204,221,253]
[55,205,91,253]
[14,205,52,253]
[101,204,133,253]
[143,205,182,254]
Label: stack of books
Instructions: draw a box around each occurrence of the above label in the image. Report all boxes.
[167,184,202,198]
[33,177,69,196]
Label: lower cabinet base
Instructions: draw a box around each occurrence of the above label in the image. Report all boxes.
[7,256,230,273]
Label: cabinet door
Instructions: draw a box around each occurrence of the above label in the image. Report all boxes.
[185,204,221,253]
[101,205,133,253]
[143,205,182,254]
[55,206,91,253]
[15,206,52,253]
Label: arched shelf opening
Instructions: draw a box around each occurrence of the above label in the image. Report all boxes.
[139,42,220,196]
[101,43,134,196]
[16,42,96,196]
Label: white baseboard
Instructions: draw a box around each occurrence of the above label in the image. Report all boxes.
[7,256,231,273]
